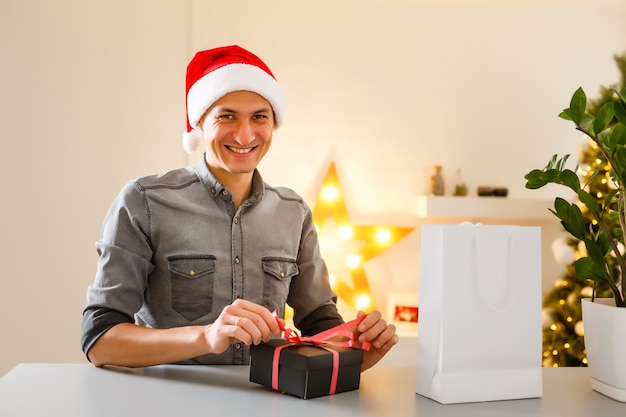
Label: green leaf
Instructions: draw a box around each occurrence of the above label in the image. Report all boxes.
[596,233,612,257]
[584,238,606,265]
[612,123,626,146]
[614,101,626,127]
[559,169,580,191]
[574,257,607,282]
[569,87,587,125]
[593,101,614,138]
[555,154,570,170]
[605,189,620,205]
[616,87,626,105]
[524,169,549,189]
[559,109,572,121]
[554,197,586,239]
[577,189,600,213]
[601,127,615,149]
[579,114,594,132]
[614,146,626,176]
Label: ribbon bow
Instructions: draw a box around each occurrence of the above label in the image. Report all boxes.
[270,312,371,394]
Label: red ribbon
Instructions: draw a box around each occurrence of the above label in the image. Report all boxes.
[270,313,371,394]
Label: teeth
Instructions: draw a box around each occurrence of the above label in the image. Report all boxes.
[227,146,253,154]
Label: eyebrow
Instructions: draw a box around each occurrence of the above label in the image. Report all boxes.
[217,106,272,115]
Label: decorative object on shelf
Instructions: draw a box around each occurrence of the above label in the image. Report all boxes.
[430,165,445,196]
[524,64,626,401]
[311,163,415,314]
[493,187,508,197]
[452,168,468,196]
[477,186,494,196]
[477,186,509,197]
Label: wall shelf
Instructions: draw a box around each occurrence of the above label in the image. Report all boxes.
[416,195,556,221]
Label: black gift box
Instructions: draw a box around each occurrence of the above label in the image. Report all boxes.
[249,339,363,399]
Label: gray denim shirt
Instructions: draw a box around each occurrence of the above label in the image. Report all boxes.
[81,157,342,365]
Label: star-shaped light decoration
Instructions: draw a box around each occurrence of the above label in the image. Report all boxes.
[311,162,415,314]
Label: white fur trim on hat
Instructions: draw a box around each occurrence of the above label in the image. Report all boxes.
[187,63,285,135]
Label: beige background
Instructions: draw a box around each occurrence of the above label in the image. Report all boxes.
[2,0,626,376]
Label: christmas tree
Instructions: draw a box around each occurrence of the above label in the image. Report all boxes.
[542,52,626,367]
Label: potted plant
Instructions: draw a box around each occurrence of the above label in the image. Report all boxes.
[524,85,626,401]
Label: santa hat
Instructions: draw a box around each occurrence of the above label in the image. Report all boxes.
[182,45,285,153]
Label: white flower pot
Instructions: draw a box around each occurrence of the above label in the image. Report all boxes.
[581,298,626,402]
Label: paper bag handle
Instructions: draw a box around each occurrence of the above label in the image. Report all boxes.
[472,235,513,312]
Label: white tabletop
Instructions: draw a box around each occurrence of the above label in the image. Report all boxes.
[0,363,624,416]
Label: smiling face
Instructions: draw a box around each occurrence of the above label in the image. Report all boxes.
[198,90,275,185]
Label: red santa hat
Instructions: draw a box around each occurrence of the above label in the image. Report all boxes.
[182,45,285,153]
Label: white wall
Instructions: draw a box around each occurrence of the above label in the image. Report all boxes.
[1,0,625,376]
[0,0,190,376]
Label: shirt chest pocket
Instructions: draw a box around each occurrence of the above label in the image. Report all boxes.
[261,258,298,316]
[168,255,216,321]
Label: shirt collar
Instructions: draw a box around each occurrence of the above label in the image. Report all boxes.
[195,155,265,204]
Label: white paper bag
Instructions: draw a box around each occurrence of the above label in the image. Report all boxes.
[415,223,543,404]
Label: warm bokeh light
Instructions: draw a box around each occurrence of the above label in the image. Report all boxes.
[355,294,372,311]
[321,185,340,202]
[375,228,392,245]
[338,225,353,240]
[346,254,361,269]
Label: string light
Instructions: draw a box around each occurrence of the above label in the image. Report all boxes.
[321,185,340,202]
[338,225,353,240]
[375,228,392,245]
[355,294,372,310]
[346,254,361,269]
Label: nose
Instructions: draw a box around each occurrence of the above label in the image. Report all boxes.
[234,120,255,145]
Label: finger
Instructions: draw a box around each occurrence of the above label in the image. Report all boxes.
[358,320,396,348]
[357,310,382,333]
[232,316,264,345]
[371,325,398,349]
[228,302,281,344]
[231,299,282,335]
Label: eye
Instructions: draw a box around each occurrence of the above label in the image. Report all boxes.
[217,113,236,121]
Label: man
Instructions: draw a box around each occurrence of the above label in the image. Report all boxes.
[81,45,397,371]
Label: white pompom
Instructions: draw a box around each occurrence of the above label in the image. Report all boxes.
[574,320,584,336]
[182,129,203,154]
[551,237,575,266]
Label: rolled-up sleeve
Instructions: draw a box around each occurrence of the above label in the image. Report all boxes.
[80,181,154,358]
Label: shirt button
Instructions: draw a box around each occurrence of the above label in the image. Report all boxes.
[222,190,228,196]
[211,188,216,194]
[234,257,240,264]
[279,272,285,278]
[235,343,242,350]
